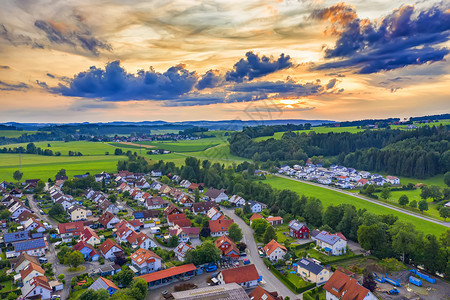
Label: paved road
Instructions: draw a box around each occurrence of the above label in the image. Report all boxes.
[222,208,300,300]
[29,195,111,300]
[275,174,450,228]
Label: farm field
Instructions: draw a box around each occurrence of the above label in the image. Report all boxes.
[390,119,450,130]
[0,130,40,138]
[137,135,227,152]
[263,175,447,236]
[0,153,126,181]
[1,141,131,156]
[253,126,364,141]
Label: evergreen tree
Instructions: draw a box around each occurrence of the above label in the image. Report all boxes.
[263,226,277,244]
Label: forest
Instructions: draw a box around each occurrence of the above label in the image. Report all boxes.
[229,125,450,178]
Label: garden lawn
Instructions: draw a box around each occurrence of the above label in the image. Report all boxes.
[0,280,13,293]
[0,153,126,181]
[264,175,447,236]
[275,224,295,243]
[286,272,310,288]
[303,248,356,265]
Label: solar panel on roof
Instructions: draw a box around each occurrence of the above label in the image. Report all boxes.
[14,238,45,251]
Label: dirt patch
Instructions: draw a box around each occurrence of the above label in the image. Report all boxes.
[117,142,156,149]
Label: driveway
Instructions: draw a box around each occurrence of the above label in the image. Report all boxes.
[275,174,450,227]
[222,208,300,300]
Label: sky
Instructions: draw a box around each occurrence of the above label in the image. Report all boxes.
[0,0,449,123]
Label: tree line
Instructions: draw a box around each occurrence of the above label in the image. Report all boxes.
[229,125,449,178]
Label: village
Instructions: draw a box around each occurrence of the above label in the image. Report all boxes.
[278,163,400,189]
[0,168,447,300]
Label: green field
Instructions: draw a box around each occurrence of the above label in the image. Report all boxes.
[0,130,40,138]
[2,141,131,156]
[264,176,447,236]
[0,153,126,181]
[137,135,228,152]
[390,119,450,130]
[253,126,364,141]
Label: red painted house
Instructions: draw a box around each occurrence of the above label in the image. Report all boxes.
[288,220,309,239]
[215,235,239,259]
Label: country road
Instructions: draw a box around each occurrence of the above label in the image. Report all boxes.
[222,207,300,300]
[274,174,450,228]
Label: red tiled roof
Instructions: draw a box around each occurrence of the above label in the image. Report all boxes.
[167,213,187,223]
[58,221,84,235]
[249,213,263,221]
[209,219,233,233]
[128,219,143,227]
[220,264,259,284]
[336,232,347,241]
[323,271,371,300]
[249,286,281,300]
[131,248,162,265]
[138,264,197,283]
[81,227,99,241]
[98,211,117,227]
[266,216,283,222]
[99,239,122,255]
[263,239,287,256]
[173,218,192,227]
[214,234,235,249]
[100,277,119,290]
[20,262,44,279]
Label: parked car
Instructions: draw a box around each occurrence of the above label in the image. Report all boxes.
[205,263,217,272]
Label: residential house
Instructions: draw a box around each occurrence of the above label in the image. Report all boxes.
[159,184,172,195]
[217,264,259,288]
[266,216,283,226]
[146,196,169,209]
[263,239,287,262]
[99,239,123,260]
[3,230,33,247]
[130,248,163,275]
[191,201,217,215]
[356,179,369,187]
[9,202,31,219]
[67,204,87,221]
[11,253,39,273]
[151,170,162,177]
[204,188,228,203]
[134,209,160,221]
[98,199,119,215]
[80,227,101,246]
[127,232,156,250]
[149,181,162,191]
[167,213,187,226]
[16,211,38,225]
[169,225,199,242]
[288,220,309,239]
[178,194,194,207]
[296,258,330,285]
[135,178,150,189]
[248,201,264,213]
[89,277,119,296]
[14,238,47,256]
[164,203,183,216]
[115,220,135,243]
[56,198,74,211]
[21,276,52,300]
[73,241,100,261]
[128,219,143,230]
[228,195,246,207]
[172,283,250,299]
[206,207,223,221]
[323,271,377,300]
[58,221,84,242]
[20,262,45,285]
[179,179,191,188]
[386,176,400,185]
[248,286,283,300]
[313,231,347,256]
[249,213,264,225]
[209,219,234,237]
[215,235,239,259]
[187,183,203,192]
[174,242,194,262]
[98,211,120,229]
[24,218,46,233]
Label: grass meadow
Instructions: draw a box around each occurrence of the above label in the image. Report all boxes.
[0,130,40,138]
[263,175,447,237]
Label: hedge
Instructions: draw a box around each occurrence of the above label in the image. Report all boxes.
[263,258,316,294]
[303,285,324,300]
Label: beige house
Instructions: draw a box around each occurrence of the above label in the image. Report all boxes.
[67,204,87,221]
[296,258,331,285]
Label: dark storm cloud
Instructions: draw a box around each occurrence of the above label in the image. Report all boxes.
[0,80,29,91]
[225,51,293,83]
[196,70,223,90]
[313,4,450,73]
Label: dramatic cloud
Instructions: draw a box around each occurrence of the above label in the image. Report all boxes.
[225,52,293,83]
[34,20,111,56]
[0,80,29,91]
[43,58,338,107]
[310,2,357,35]
[313,4,450,73]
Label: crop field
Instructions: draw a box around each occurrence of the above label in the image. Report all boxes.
[390,119,450,130]
[0,130,40,138]
[137,135,228,152]
[253,126,364,141]
[0,153,125,181]
[264,175,447,236]
[1,141,131,156]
